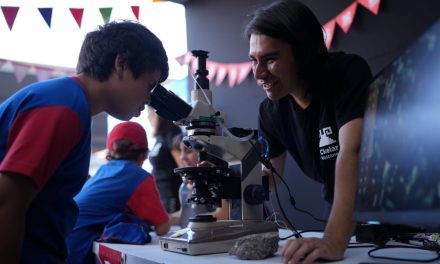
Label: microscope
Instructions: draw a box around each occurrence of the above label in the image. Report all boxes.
[149,50,278,255]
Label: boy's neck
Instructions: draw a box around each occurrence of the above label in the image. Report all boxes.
[75,73,106,116]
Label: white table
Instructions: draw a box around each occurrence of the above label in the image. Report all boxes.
[93,229,438,264]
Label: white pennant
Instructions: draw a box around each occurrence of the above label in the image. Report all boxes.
[35,67,53,81]
[228,64,239,88]
[235,62,252,86]
[12,62,30,83]
[215,64,228,86]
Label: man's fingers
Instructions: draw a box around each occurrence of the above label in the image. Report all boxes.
[302,247,321,264]
[281,239,300,262]
[282,238,324,264]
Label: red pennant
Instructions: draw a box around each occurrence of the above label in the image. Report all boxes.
[335,2,357,33]
[131,6,140,21]
[12,62,31,83]
[235,62,252,86]
[357,0,381,15]
[1,6,19,30]
[70,8,84,28]
[206,61,218,81]
[323,20,336,49]
[215,64,228,86]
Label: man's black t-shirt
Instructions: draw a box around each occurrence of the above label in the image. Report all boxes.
[258,52,372,203]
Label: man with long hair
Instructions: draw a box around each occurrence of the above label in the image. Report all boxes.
[245,1,372,263]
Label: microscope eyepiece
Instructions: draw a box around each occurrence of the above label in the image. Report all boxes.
[149,84,192,121]
[191,50,209,90]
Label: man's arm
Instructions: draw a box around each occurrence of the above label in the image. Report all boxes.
[321,118,362,255]
[0,172,37,263]
[281,118,363,264]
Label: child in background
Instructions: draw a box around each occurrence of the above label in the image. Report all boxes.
[169,139,230,228]
[67,122,170,264]
[147,107,183,214]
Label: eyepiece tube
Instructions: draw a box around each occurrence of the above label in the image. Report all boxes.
[149,84,192,121]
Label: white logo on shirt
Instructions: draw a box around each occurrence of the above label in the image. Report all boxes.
[319,126,339,160]
[319,126,337,147]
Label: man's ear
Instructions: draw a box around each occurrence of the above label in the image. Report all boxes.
[114,54,127,79]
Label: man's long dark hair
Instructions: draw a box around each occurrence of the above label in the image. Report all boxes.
[244,0,328,97]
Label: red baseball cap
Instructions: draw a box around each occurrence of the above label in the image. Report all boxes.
[107,122,148,151]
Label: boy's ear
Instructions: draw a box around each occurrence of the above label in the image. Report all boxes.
[114,54,127,78]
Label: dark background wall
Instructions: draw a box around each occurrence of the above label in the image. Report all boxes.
[184,0,440,230]
[0,71,107,152]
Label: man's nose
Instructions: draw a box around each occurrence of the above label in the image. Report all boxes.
[253,63,268,81]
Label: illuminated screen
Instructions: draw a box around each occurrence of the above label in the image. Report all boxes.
[355,19,440,230]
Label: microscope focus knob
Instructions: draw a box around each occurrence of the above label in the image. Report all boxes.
[244,184,268,205]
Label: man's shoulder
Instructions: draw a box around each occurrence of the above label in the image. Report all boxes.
[327,52,370,73]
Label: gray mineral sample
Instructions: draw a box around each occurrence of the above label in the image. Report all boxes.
[228,232,279,260]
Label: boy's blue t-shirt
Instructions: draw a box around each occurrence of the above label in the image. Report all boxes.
[0,77,91,263]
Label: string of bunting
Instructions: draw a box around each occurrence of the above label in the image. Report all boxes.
[177,0,381,88]
[0,58,75,83]
[0,0,381,86]
[0,1,171,30]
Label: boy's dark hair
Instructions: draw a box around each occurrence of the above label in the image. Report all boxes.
[77,20,169,82]
[107,139,148,161]
[244,0,328,96]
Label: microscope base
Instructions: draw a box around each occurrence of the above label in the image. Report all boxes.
[159,220,279,255]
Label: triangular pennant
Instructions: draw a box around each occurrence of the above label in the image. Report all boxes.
[0,59,6,70]
[1,6,20,30]
[206,61,218,81]
[357,0,381,15]
[66,68,76,76]
[70,8,84,28]
[38,8,52,28]
[99,8,112,24]
[323,19,336,49]
[131,6,140,21]
[12,62,31,83]
[335,2,358,33]
[228,64,240,88]
[215,64,228,86]
[175,52,193,65]
[190,59,198,75]
[35,67,53,81]
[235,62,252,86]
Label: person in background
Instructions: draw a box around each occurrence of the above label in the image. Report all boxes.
[245,1,373,263]
[0,20,169,263]
[67,121,170,264]
[169,138,230,228]
[147,107,183,213]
